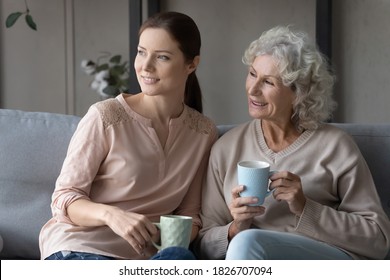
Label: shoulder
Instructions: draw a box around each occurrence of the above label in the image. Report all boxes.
[91,98,131,129]
[211,121,254,155]
[316,123,355,142]
[313,123,360,153]
[183,106,217,136]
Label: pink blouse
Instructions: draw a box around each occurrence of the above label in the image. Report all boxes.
[39,94,217,259]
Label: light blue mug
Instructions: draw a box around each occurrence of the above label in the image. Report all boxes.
[237,160,276,206]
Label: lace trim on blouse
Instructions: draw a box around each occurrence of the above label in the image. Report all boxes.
[93,98,214,135]
[184,107,215,135]
[93,98,132,129]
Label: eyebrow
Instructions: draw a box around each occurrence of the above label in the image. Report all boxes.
[138,45,174,55]
[250,67,280,79]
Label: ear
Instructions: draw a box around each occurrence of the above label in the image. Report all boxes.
[187,55,200,75]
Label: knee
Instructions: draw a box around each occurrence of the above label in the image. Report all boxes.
[226,229,263,260]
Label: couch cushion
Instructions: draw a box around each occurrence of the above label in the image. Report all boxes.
[0,109,80,259]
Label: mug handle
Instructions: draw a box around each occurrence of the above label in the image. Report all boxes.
[266,170,278,196]
[151,223,162,250]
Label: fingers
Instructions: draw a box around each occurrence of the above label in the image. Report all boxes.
[231,185,244,199]
[270,171,301,184]
[231,185,259,206]
[117,213,157,255]
[268,171,306,215]
[230,185,265,220]
[126,230,146,255]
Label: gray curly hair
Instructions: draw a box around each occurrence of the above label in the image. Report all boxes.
[242,26,337,131]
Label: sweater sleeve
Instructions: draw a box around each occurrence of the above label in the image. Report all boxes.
[194,140,234,259]
[296,132,390,259]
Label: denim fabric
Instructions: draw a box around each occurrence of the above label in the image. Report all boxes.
[45,251,115,260]
[226,229,353,260]
[150,246,196,260]
[46,246,196,260]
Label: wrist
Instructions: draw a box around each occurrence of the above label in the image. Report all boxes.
[228,221,239,241]
[100,205,121,225]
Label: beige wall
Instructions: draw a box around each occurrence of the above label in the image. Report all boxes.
[0,0,69,113]
[332,0,390,123]
[162,0,315,125]
[0,0,129,116]
[1,0,390,124]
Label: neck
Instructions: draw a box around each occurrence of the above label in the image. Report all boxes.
[135,93,184,124]
[261,120,301,152]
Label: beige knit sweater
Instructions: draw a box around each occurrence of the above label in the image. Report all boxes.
[196,119,390,259]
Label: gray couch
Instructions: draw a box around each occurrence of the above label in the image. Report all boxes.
[0,108,389,259]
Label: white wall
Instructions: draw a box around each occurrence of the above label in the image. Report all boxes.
[1,0,390,124]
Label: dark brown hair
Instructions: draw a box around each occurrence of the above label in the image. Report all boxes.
[139,11,203,113]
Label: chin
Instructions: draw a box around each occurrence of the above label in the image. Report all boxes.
[140,87,158,96]
[248,109,261,119]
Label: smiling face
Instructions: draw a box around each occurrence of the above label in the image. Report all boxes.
[246,55,296,124]
[134,28,197,98]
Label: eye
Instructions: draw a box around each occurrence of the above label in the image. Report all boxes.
[137,49,146,56]
[249,71,256,78]
[265,79,275,86]
[157,55,170,61]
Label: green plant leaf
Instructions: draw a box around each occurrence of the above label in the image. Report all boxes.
[110,65,126,76]
[6,12,23,28]
[103,85,120,96]
[96,64,109,72]
[25,14,37,30]
[110,55,121,64]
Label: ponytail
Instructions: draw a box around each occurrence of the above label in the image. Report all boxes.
[185,72,203,113]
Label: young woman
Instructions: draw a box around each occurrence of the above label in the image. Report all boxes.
[39,11,217,260]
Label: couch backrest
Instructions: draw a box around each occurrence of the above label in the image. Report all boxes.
[0,109,81,259]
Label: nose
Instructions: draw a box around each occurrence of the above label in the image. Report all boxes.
[247,80,262,96]
[142,55,155,72]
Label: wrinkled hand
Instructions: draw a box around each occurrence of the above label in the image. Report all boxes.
[269,171,306,216]
[228,185,265,240]
[105,208,158,255]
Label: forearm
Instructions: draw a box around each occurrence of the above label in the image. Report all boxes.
[197,223,231,260]
[297,199,390,259]
[67,198,118,227]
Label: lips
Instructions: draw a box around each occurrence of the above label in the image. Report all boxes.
[142,76,160,84]
[250,99,267,107]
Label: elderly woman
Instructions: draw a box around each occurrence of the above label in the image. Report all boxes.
[195,26,390,260]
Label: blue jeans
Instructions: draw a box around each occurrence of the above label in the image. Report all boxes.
[226,229,353,260]
[45,246,196,260]
[150,246,196,260]
[45,251,115,260]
